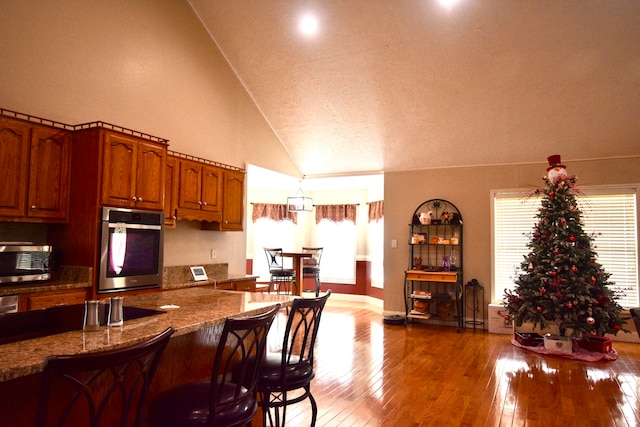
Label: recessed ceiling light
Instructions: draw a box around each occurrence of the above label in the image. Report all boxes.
[438,0,462,8]
[299,13,319,36]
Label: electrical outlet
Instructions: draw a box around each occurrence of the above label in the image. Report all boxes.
[391,239,397,248]
[211,248,216,259]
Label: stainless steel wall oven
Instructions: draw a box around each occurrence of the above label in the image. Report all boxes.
[99,207,164,293]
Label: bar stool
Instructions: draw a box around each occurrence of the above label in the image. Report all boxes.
[148,304,280,427]
[257,290,332,427]
[301,247,323,296]
[264,248,296,295]
[36,327,174,427]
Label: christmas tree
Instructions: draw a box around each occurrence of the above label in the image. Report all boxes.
[504,155,627,338]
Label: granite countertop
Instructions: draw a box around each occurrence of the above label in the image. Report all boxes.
[0,287,293,382]
[0,266,92,296]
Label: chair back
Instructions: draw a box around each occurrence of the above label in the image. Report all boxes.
[301,247,323,269]
[281,290,331,374]
[264,248,286,272]
[631,308,640,338]
[208,304,280,423]
[36,327,174,427]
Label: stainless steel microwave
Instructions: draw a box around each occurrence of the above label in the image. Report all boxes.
[0,244,53,283]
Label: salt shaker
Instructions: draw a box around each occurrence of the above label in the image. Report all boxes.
[83,300,101,331]
[108,296,124,327]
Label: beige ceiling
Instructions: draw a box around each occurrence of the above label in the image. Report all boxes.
[189,1,640,177]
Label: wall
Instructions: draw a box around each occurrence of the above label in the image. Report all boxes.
[0,0,300,274]
[384,157,640,315]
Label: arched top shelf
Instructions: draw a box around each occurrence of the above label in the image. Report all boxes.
[411,198,462,226]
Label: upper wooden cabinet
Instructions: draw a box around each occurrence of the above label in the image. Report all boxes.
[0,115,71,222]
[169,151,245,230]
[219,169,245,231]
[102,132,166,210]
[164,155,179,228]
[71,126,167,212]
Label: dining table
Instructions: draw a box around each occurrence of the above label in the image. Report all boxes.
[281,251,313,296]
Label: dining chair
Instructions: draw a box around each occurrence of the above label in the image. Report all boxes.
[301,247,323,296]
[256,290,332,427]
[36,327,174,427]
[264,247,296,295]
[148,304,281,427]
[631,308,640,338]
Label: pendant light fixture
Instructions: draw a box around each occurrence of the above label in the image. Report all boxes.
[287,180,313,212]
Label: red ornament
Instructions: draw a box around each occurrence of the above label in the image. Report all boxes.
[591,276,596,285]
[569,235,576,242]
[541,287,546,295]
[590,258,595,263]
[553,248,559,255]
[549,191,555,198]
[551,271,557,277]
[567,302,573,309]
[561,218,567,227]
[571,265,577,272]
[537,306,543,313]
[613,324,621,332]
[503,314,510,321]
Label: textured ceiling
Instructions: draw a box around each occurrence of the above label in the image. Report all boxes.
[189,1,640,177]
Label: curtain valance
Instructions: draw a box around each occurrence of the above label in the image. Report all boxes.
[252,203,298,224]
[315,204,357,224]
[368,201,384,223]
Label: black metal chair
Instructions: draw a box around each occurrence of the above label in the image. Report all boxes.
[301,247,323,296]
[264,247,296,295]
[257,290,332,427]
[148,304,281,427]
[36,327,174,427]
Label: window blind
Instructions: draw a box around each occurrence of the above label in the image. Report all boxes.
[493,188,638,308]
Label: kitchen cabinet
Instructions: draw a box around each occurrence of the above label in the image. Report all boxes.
[405,198,463,331]
[102,132,166,210]
[218,169,245,231]
[0,115,71,222]
[164,155,179,228]
[176,157,222,223]
[20,288,89,311]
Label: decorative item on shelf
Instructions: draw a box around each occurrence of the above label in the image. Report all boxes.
[430,236,439,245]
[442,211,451,224]
[449,212,461,225]
[450,248,457,266]
[442,256,451,272]
[451,236,459,245]
[418,211,433,225]
[436,301,456,320]
[413,257,423,270]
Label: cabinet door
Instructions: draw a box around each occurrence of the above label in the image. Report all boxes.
[219,169,245,231]
[0,118,30,217]
[135,141,165,210]
[178,159,203,211]
[27,126,71,220]
[25,288,89,311]
[102,132,137,207]
[200,165,221,213]
[164,155,179,226]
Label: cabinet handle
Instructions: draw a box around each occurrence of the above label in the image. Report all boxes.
[31,205,37,210]
[132,196,138,202]
[198,201,202,205]
[202,201,208,206]
[138,197,143,202]
[224,220,229,224]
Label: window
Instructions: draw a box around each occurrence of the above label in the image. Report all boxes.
[368,218,384,288]
[493,187,638,307]
[317,219,357,283]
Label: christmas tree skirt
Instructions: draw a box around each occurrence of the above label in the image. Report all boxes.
[511,338,618,361]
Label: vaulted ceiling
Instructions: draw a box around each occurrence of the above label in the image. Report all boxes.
[189,1,640,177]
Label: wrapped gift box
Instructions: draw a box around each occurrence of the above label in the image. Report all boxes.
[515,332,544,347]
[577,335,613,353]
[543,334,573,353]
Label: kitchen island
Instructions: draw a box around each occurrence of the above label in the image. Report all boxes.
[0,286,294,425]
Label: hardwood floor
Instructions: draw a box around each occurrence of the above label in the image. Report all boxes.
[268,299,640,427]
